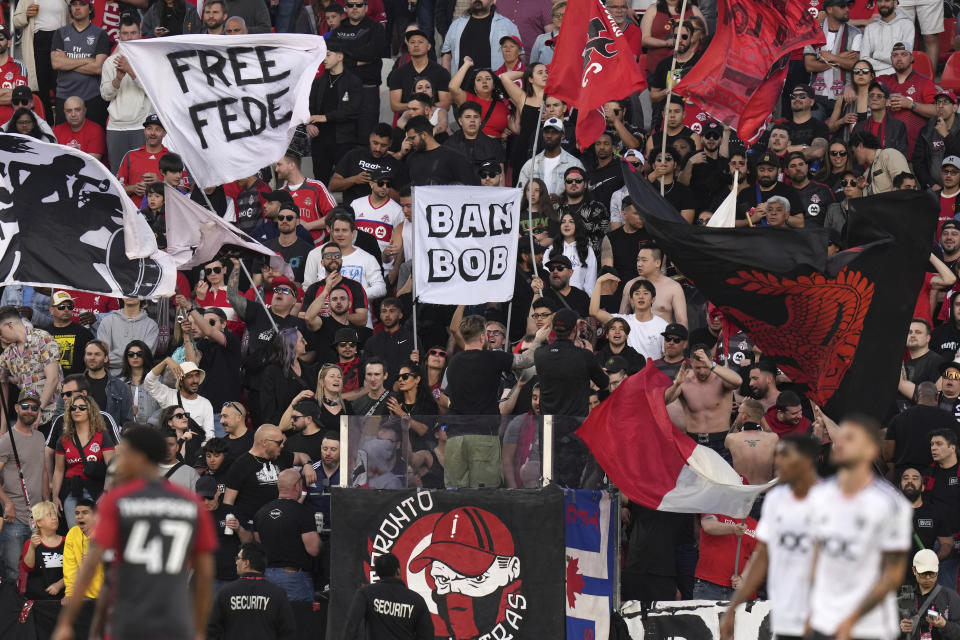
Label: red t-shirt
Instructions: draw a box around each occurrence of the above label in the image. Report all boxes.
[53,120,107,160]
[283,179,336,245]
[695,513,758,587]
[55,429,115,480]
[466,92,510,139]
[0,58,29,123]
[878,71,937,157]
[59,290,120,324]
[116,145,191,207]
[195,287,244,336]
[90,0,122,43]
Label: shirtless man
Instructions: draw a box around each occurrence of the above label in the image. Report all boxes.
[664,346,742,463]
[747,361,779,411]
[619,246,688,326]
[725,398,778,484]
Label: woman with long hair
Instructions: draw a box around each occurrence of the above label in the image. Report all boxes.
[420,346,449,404]
[542,212,598,294]
[315,364,350,431]
[159,404,205,467]
[823,170,861,239]
[815,140,855,195]
[449,57,510,139]
[141,181,167,249]
[52,395,115,527]
[5,107,54,142]
[120,340,161,425]
[501,63,549,182]
[386,361,439,452]
[260,328,317,424]
[827,59,875,137]
[519,177,560,246]
[19,501,65,604]
[640,0,706,75]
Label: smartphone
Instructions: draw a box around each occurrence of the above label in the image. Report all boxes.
[928,609,941,621]
[154,26,169,36]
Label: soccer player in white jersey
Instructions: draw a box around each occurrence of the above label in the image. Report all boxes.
[720,434,821,640]
[808,414,912,640]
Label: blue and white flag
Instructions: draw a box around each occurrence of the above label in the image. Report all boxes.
[565,490,617,640]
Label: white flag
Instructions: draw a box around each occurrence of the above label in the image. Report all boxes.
[119,34,325,188]
[707,172,739,228]
[163,184,293,278]
[414,186,521,305]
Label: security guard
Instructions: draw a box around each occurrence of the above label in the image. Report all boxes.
[341,553,433,640]
[207,542,296,640]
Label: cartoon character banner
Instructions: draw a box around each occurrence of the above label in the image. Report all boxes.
[0,134,176,297]
[329,487,565,640]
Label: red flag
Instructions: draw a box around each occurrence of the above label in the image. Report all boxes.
[577,365,770,518]
[546,0,646,149]
[674,0,825,143]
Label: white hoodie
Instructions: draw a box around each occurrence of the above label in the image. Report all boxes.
[858,10,916,76]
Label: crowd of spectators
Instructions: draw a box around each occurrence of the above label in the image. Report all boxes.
[1,0,960,636]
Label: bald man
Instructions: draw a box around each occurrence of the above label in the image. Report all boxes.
[53,95,105,160]
[224,16,248,34]
[725,399,778,485]
[252,468,322,601]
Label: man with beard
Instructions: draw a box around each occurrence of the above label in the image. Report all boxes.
[305,285,371,364]
[277,152,336,247]
[116,115,171,208]
[934,160,960,238]
[679,121,729,211]
[783,85,830,158]
[650,21,701,107]
[586,132,624,213]
[664,346,743,462]
[343,553,432,640]
[223,425,291,533]
[363,298,414,383]
[409,507,521,638]
[279,398,326,463]
[803,0,862,105]
[517,119,585,196]
[262,203,314,284]
[529,254,590,318]
[0,26,30,126]
[0,390,49,581]
[440,0,520,74]
[900,467,954,562]
[82,340,132,422]
[859,0,915,76]
[923,429,960,534]
[332,327,362,393]
[600,197,650,286]
[806,416,911,640]
[899,319,946,404]
[933,290,960,359]
[653,323,687,379]
[617,246,687,326]
[201,0,228,33]
[330,124,404,204]
[746,152,804,227]
[302,242,369,327]
[785,152,835,227]
[878,42,938,157]
[49,291,93,377]
[914,96,960,191]
[748,361,780,411]
[401,116,478,188]
[762,391,811,439]
[597,317,645,376]
[307,42,363,184]
[145,359,215,441]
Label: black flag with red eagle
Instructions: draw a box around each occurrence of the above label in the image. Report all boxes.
[624,169,937,420]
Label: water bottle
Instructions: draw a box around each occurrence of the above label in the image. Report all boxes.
[224,513,235,536]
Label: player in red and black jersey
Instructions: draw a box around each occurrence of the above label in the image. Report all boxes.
[51,426,217,640]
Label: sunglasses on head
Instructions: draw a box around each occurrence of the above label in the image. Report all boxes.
[664,335,684,344]
[55,302,74,311]
[840,178,858,186]
[565,177,584,184]
[830,150,847,157]
[126,350,143,358]
[204,266,223,275]
[277,214,297,222]
[397,372,417,381]
[18,402,38,411]
[428,348,446,357]
[945,369,960,381]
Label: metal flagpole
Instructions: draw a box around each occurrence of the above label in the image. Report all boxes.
[659,0,689,196]
[411,187,418,353]
[504,301,512,351]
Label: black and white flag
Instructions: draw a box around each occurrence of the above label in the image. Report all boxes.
[0,134,176,297]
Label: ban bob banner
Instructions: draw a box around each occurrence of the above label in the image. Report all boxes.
[329,487,565,640]
[413,185,521,305]
[119,34,325,188]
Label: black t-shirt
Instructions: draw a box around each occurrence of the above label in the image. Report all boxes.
[906,351,946,386]
[923,462,960,534]
[784,117,831,148]
[886,406,957,472]
[664,181,697,214]
[587,161,624,212]
[334,147,405,204]
[50,322,93,376]
[243,305,306,377]
[542,286,591,318]
[302,277,369,313]
[535,339,609,417]
[690,154,728,211]
[792,180,836,226]
[284,428,328,462]
[932,322,960,360]
[198,332,243,409]
[651,52,701,90]
[352,392,391,416]
[264,237,314,284]
[913,499,952,557]
[757,181,804,218]
[605,227,650,281]
[458,14,494,68]
[23,539,65,600]
[209,502,241,581]
[445,350,514,432]
[404,146,480,187]
[224,452,283,527]
[253,498,316,570]
[85,373,108,410]
[224,429,254,469]
[386,58,451,104]
[306,315,371,365]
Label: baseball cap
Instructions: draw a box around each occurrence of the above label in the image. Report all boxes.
[623,149,645,163]
[823,0,851,6]
[940,359,960,377]
[404,27,430,41]
[479,159,502,175]
[755,151,780,168]
[326,38,346,53]
[11,86,31,102]
[661,323,689,340]
[563,166,584,179]
[943,156,960,170]
[195,475,219,499]
[936,90,959,105]
[143,114,164,129]
[545,254,572,269]
[17,388,40,404]
[868,81,890,98]
[891,41,909,52]
[278,201,299,216]
[272,275,297,294]
[264,189,294,203]
[552,308,579,334]
[409,507,515,576]
[913,549,939,574]
[499,34,524,51]
[333,327,359,345]
[203,307,228,322]
[702,121,723,137]
[292,399,322,421]
[791,85,815,99]
[542,117,564,131]
[0,25,10,40]
[603,355,628,373]
[942,220,960,234]
[51,291,73,306]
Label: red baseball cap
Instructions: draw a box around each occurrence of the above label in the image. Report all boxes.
[271,276,300,300]
[409,507,515,576]
[499,34,524,51]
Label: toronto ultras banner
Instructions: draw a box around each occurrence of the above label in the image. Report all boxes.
[329,487,565,640]
[0,134,176,297]
[625,169,937,420]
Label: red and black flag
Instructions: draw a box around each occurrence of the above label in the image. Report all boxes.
[674,0,825,143]
[624,169,937,420]
[545,0,646,150]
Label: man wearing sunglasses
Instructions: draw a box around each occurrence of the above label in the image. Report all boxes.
[261,202,314,284]
[649,22,701,107]
[304,210,386,309]
[851,81,909,157]
[48,291,93,377]
[350,171,404,273]
[559,167,608,254]
[302,244,369,329]
[782,85,830,161]
[145,358,215,442]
